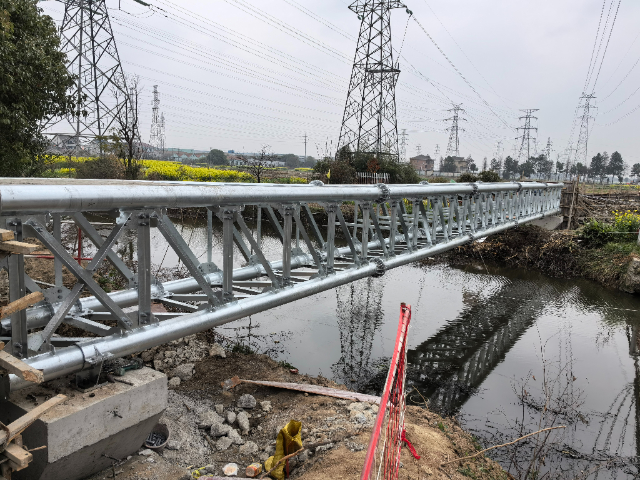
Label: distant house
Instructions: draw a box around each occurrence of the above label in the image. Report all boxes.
[410,155,434,175]
[452,156,472,173]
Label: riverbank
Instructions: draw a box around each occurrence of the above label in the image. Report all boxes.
[86,337,507,480]
[431,224,640,294]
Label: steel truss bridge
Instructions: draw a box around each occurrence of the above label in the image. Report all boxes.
[0,180,562,392]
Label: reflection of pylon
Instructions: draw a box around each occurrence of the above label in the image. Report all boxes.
[337,1,407,161]
[399,129,408,162]
[574,93,596,166]
[445,104,466,157]
[46,0,129,149]
[515,109,539,162]
[332,278,384,392]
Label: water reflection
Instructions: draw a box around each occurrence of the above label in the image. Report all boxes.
[406,278,566,415]
[331,277,384,391]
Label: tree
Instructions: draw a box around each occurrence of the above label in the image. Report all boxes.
[442,156,457,173]
[303,156,316,167]
[469,162,478,172]
[631,163,640,181]
[589,153,608,182]
[521,161,535,178]
[0,0,77,176]
[490,157,501,172]
[98,75,143,179]
[607,151,625,183]
[503,156,519,179]
[245,145,273,183]
[280,153,300,169]
[556,161,564,173]
[206,149,227,166]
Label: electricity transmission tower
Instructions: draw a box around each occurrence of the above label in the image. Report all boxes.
[493,140,503,160]
[515,109,539,162]
[544,137,552,161]
[574,93,596,167]
[416,144,422,156]
[445,104,466,157]
[46,0,130,152]
[399,129,408,162]
[150,85,165,155]
[337,0,407,162]
[434,144,440,159]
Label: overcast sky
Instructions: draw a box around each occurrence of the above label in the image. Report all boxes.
[41,0,640,164]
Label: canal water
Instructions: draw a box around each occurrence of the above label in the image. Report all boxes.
[95,216,640,479]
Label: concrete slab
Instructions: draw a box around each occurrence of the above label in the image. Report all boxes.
[529,215,563,230]
[0,367,167,480]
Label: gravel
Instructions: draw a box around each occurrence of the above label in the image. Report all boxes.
[237,394,257,409]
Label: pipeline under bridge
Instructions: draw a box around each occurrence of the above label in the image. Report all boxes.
[0,179,562,393]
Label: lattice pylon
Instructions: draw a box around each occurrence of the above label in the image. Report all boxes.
[45,0,128,149]
[337,1,406,162]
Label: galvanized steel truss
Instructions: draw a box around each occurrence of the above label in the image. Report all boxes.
[0,181,562,391]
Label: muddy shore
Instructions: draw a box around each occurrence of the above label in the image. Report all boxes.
[430,224,640,295]
[85,338,507,480]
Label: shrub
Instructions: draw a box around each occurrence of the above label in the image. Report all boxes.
[478,170,501,182]
[428,176,453,183]
[613,209,640,235]
[458,173,478,182]
[580,219,614,248]
[75,156,125,179]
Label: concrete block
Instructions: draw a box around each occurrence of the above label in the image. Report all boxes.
[530,215,563,230]
[0,367,167,480]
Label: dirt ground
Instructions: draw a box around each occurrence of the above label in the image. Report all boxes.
[85,345,506,480]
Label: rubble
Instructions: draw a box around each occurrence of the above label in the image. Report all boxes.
[172,362,195,381]
[237,393,257,409]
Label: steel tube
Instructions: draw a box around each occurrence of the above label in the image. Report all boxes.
[10,209,554,391]
[0,182,562,215]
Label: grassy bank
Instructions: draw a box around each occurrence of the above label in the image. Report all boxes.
[434,224,640,292]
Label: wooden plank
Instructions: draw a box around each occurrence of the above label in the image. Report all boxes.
[238,378,381,404]
[0,292,44,321]
[2,444,32,469]
[0,342,4,351]
[4,395,66,444]
[0,351,43,384]
[0,242,38,255]
[0,230,14,242]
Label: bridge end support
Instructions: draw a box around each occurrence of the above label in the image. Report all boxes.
[0,367,167,480]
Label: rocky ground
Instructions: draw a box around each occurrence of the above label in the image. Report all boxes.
[85,337,507,480]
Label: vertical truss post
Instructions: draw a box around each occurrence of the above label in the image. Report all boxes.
[256,206,263,251]
[326,204,337,273]
[53,214,63,288]
[281,205,294,285]
[389,200,398,253]
[412,199,420,249]
[221,208,236,302]
[353,201,359,242]
[360,203,371,259]
[7,219,27,358]
[136,212,152,326]
[207,208,213,264]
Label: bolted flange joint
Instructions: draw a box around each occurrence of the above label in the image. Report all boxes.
[376,183,391,204]
[309,180,324,187]
[372,257,386,278]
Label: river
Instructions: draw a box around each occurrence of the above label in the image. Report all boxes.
[103,215,640,479]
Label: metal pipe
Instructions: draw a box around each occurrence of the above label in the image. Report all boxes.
[0,182,562,215]
[10,210,553,391]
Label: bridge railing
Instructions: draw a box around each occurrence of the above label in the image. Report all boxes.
[0,180,562,390]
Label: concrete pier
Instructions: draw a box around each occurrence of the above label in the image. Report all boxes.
[0,367,167,480]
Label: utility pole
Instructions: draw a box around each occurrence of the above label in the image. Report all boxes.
[337,0,408,162]
[46,0,130,152]
[399,129,408,162]
[574,93,596,167]
[445,104,466,157]
[515,109,539,162]
[303,133,308,160]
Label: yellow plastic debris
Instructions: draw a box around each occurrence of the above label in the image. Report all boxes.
[264,420,303,480]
